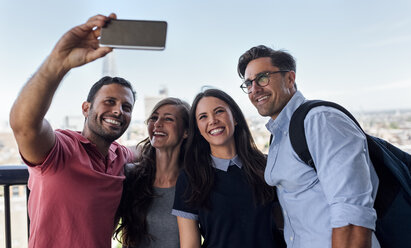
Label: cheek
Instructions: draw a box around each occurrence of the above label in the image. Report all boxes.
[248,93,253,101]
[196,123,207,137]
[147,124,154,136]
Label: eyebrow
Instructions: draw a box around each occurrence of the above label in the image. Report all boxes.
[197,106,225,117]
[105,96,133,106]
[152,111,175,117]
[244,70,270,82]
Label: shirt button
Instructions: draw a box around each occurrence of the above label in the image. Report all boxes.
[290,236,294,241]
[283,211,287,216]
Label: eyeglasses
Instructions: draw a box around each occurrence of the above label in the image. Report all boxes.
[240,71,289,94]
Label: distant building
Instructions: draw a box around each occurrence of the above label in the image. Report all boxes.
[102,52,118,77]
[61,115,83,131]
[144,86,168,120]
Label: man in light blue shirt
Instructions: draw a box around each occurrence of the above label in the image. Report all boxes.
[237,45,380,248]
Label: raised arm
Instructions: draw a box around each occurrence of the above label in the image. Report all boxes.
[9,14,115,165]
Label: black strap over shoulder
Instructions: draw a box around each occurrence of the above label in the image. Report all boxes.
[289,100,363,169]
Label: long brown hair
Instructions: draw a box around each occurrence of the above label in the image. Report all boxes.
[114,97,190,247]
[184,88,275,208]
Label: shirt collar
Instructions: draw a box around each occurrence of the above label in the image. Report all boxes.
[265,90,306,134]
[60,129,119,158]
[211,154,243,172]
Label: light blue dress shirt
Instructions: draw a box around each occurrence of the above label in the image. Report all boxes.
[265,91,380,248]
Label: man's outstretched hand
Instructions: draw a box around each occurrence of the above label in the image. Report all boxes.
[50,13,117,73]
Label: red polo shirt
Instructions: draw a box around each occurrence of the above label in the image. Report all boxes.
[25,130,133,248]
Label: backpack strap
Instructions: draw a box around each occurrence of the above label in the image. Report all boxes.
[289,100,363,169]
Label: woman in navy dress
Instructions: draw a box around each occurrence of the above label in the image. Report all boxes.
[172,89,285,248]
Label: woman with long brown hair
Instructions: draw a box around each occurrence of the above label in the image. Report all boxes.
[115,97,190,248]
[172,89,284,248]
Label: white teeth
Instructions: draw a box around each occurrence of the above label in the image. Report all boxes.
[154,132,166,136]
[210,128,224,135]
[257,96,268,102]
[105,119,121,125]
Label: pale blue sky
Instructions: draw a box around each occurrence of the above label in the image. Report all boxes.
[1,0,411,127]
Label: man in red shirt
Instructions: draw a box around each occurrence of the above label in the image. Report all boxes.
[9,13,137,247]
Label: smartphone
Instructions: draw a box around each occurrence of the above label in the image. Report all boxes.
[99,19,167,50]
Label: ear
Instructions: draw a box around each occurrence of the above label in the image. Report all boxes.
[183,129,189,139]
[286,71,296,89]
[82,101,91,118]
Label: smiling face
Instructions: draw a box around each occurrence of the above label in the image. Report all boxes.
[147,104,188,150]
[244,57,296,119]
[82,83,134,145]
[195,96,237,155]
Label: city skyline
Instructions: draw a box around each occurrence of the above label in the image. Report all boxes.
[1,0,411,128]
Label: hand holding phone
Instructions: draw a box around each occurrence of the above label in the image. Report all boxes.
[99,19,167,50]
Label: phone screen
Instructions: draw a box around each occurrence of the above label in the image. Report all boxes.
[99,19,167,50]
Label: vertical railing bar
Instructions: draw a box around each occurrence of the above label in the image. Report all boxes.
[26,186,30,240]
[4,185,12,248]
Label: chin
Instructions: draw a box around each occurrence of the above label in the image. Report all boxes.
[257,109,271,117]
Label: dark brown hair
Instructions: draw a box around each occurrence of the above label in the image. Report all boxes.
[237,45,297,89]
[114,97,190,247]
[184,88,275,208]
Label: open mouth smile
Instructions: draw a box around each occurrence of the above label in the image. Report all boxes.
[209,127,224,135]
[153,131,167,136]
[103,118,121,126]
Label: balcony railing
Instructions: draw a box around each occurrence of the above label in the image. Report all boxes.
[0,165,29,248]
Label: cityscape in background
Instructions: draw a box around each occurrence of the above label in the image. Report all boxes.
[2,97,411,167]
[1,55,410,248]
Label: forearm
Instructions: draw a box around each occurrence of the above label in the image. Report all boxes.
[332,225,372,248]
[10,55,68,132]
[177,217,201,248]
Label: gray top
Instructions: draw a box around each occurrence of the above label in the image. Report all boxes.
[138,186,180,248]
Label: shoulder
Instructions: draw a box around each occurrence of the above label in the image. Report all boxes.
[303,106,362,134]
[52,129,86,151]
[175,170,190,191]
[123,162,150,181]
[111,142,134,161]
[55,129,84,141]
[124,162,137,176]
[176,169,188,183]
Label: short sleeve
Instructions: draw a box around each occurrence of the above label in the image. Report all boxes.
[172,171,199,220]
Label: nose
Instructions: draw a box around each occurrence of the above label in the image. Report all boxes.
[154,117,163,127]
[209,115,218,125]
[249,81,263,94]
[112,104,123,116]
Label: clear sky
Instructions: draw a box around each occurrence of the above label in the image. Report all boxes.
[1,0,411,127]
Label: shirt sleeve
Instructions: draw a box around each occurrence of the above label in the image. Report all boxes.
[22,130,73,174]
[305,107,377,230]
[171,171,199,220]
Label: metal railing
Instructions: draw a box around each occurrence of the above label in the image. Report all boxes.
[0,165,29,248]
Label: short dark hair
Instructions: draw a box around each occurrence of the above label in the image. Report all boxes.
[237,45,296,79]
[86,76,136,103]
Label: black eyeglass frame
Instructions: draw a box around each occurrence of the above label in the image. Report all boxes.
[240,70,289,94]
